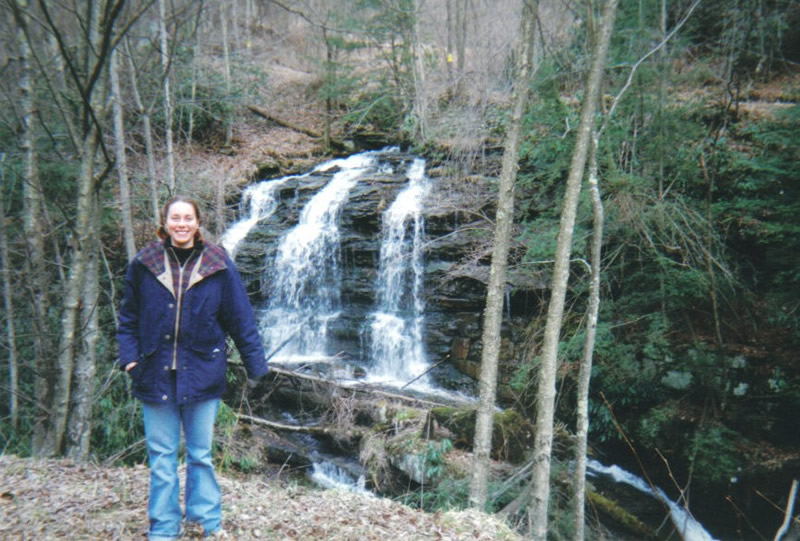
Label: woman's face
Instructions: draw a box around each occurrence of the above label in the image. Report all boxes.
[165,201,199,249]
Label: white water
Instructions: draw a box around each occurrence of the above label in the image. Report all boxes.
[260,152,378,361]
[366,158,431,386]
[220,177,291,256]
[310,462,369,494]
[586,459,718,541]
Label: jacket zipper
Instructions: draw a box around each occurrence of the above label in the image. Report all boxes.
[170,248,194,370]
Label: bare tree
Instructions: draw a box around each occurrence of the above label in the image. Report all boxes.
[572,133,603,540]
[158,0,176,192]
[110,48,137,262]
[0,154,19,429]
[125,36,161,225]
[468,0,538,510]
[67,192,101,460]
[528,0,619,537]
[220,1,234,147]
[9,0,51,453]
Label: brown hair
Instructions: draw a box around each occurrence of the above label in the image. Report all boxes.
[157,196,204,242]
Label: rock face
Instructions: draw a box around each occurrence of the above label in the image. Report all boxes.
[230,150,543,392]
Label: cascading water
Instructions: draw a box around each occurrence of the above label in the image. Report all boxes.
[220,176,292,256]
[310,462,369,494]
[587,459,717,541]
[260,152,379,361]
[366,158,431,385]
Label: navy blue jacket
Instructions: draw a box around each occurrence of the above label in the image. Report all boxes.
[117,239,268,404]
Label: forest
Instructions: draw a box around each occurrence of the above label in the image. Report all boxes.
[0,0,799,539]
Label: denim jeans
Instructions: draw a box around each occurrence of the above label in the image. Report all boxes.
[142,394,222,540]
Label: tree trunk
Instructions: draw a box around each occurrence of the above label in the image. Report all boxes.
[572,133,604,540]
[12,4,52,455]
[125,37,160,224]
[468,0,537,510]
[411,0,427,142]
[220,1,233,147]
[158,0,176,192]
[528,0,618,538]
[0,155,19,429]
[49,129,101,456]
[66,192,100,460]
[110,49,137,262]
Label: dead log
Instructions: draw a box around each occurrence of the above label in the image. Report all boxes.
[247,104,321,139]
[263,365,464,410]
[237,412,365,438]
[246,104,351,151]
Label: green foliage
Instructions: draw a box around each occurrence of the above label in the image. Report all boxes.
[637,403,679,449]
[422,438,453,481]
[715,106,800,297]
[344,85,406,133]
[688,424,745,485]
[91,371,146,464]
[399,475,470,512]
[174,74,237,144]
[683,0,795,76]
[518,64,578,215]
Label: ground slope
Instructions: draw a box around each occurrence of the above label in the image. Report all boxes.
[0,455,521,540]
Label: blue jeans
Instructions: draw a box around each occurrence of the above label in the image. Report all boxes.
[142,395,222,540]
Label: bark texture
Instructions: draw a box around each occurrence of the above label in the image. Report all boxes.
[468,0,537,510]
[528,0,618,537]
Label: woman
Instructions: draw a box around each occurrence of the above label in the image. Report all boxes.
[117,196,268,540]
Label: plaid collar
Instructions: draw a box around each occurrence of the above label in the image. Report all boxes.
[137,239,229,296]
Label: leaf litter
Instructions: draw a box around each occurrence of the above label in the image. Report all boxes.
[0,455,522,540]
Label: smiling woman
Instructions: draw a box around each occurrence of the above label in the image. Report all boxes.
[159,197,201,249]
[117,195,270,540]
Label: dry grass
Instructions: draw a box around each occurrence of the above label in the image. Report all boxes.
[0,455,522,540]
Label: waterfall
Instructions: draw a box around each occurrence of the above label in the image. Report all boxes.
[310,462,369,494]
[586,459,718,541]
[261,152,379,361]
[223,150,434,384]
[366,158,431,385]
[220,177,292,256]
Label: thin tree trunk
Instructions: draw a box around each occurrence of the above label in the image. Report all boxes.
[47,33,80,151]
[528,0,618,538]
[572,133,604,540]
[320,21,334,153]
[66,191,100,460]
[445,0,454,92]
[411,0,427,142]
[0,154,19,429]
[158,0,176,192]
[188,12,203,147]
[124,37,160,224]
[111,49,137,262]
[49,130,100,455]
[468,0,537,510]
[220,1,233,147]
[13,4,52,454]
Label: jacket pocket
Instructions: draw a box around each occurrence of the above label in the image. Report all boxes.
[189,343,227,396]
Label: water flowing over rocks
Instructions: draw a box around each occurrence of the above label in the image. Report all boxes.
[229,150,543,391]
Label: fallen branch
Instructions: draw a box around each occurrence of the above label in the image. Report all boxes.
[247,104,321,138]
[266,365,462,409]
[237,412,347,436]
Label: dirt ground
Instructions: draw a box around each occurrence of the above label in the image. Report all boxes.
[0,455,522,540]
